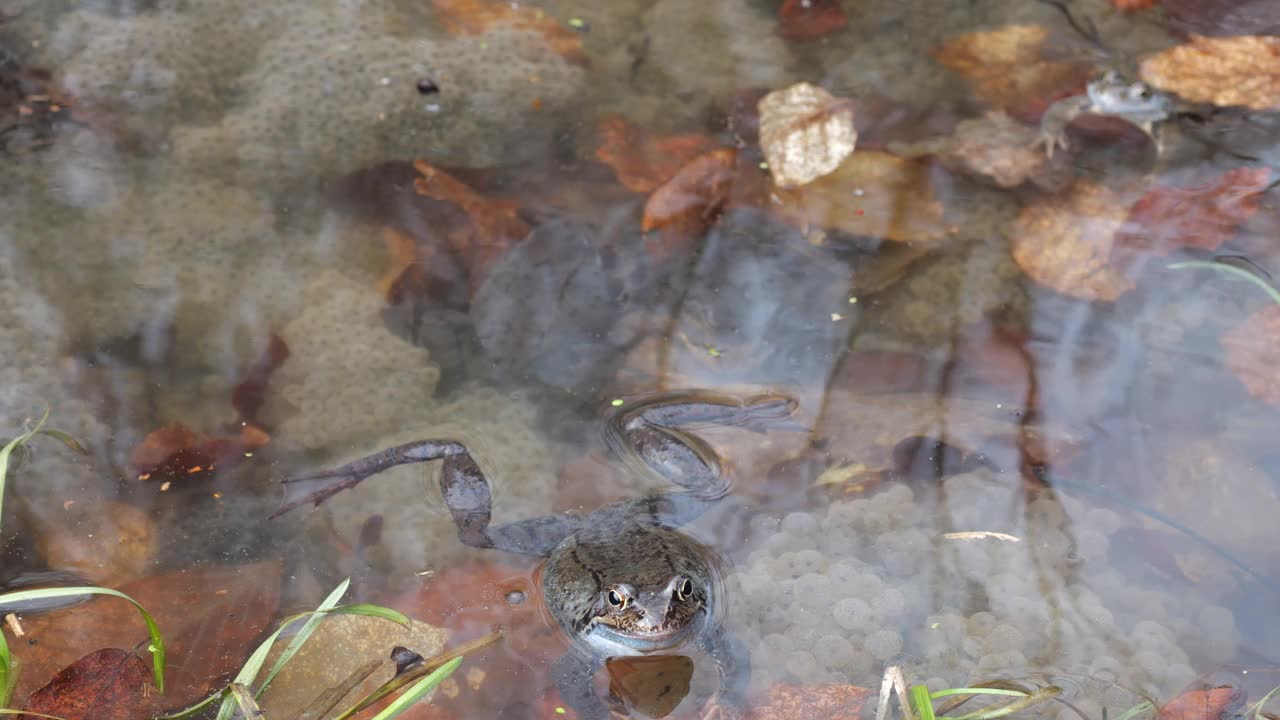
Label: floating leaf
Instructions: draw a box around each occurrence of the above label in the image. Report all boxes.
[1010,182,1135,301]
[129,422,269,483]
[412,160,530,294]
[1116,167,1271,259]
[933,25,1091,116]
[1222,304,1280,406]
[1140,35,1280,110]
[778,0,849,42]
[744,682,875,720]
[19,648,160,720]
[1158,684,1245,720]
[772,151,949,243]
[758,82,857,189]
[430,0,588,67]
[594,115,718,193]
[642,148,738,259]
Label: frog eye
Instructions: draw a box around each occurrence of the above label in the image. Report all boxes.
[675,577,694,601]
[607,588,627,608]
[1130,85,1152,100]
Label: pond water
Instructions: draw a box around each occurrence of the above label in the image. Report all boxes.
[1,1,1279,718]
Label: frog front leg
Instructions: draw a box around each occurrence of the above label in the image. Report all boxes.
[273,439,586,556]
[1036,94,1091,159]
[551,651,612,720]
[696,626,750,720]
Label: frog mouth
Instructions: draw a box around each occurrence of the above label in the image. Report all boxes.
[582,614,705,654]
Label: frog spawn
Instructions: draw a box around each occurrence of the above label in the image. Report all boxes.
[725,473,1235,713]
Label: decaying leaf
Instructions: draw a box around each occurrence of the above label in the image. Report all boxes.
[1221,304,1280,405]
[772,151,950,242]
[1158,684,1245,720]
[642,148,738,258]
[230,333,289,427]
[933,25,1092,115]
[758,82,857,189]
[1010,182,1135,301]
[412,160,530,293]
[377,226,430,304]
[606,656,693,718]
[36,501,156,587]
[594,115,719,193]
[745,682,875,720]
[129,422,269,482]
[1116,167,1272,256]
[430,0,588,67]
[1113,0,1159,10]
[13,561,282,710]
[1140,34,1280,110]
[889,111,1071,190]
[21,648,160,720]
[778,0,849,42]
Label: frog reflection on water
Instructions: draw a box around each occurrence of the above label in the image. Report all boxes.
[1038,70,1174,158]
[276,392,799,719]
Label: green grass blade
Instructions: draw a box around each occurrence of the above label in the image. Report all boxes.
[930,689,1029,700]
[1111,700,1154,720]
[155,689,226,720]
[366,656,462,720]
[1169,260,1280,306]
[0,409,49,534]
[255,578,350,699]
[0,628,14,708]
[32,429,88,456]
[227,683,261,718]
[1249,686,1280,720]
[0,710,71,719]
[944,686,1060,720]
[328,604,411,628]
[913,685,938,720]
[0,587,164,693]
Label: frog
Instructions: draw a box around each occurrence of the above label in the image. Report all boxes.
[273,391,800,720]
[1037,70,1174,159]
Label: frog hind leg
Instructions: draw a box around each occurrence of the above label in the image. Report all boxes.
[551,652,611,720]
[273,439,579,556]
[607,393,799,497]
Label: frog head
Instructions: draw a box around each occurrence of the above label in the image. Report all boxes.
[582,574,709,654]
[1086,70,1173,124]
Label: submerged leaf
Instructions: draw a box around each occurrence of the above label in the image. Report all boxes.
[594,115,718,193]
[430,0,588,67]
[20,648,160,720]
[1116,167,1272,257]
[758,82,857,189]
[933,25,1091,116]
[230,334,289,428]
[129,422,269,482]
[745,682,875,719]
[778,0,849,42]
[890,111,1071,191]
[1010,182,1134,301]
[1222,304,1280,406]
[1140,35,1280,110]
[642,148,738,259]
[1158,684,1244,720]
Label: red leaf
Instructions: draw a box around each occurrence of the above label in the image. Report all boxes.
[1115,167,1272,259]
[13,562,282,711]
[229,334,289,427]
[1159,685,1244,720]
[129,422,269,482]
[21,648,160,720]
[1222,304,1280,406]
[594,115,719,193]
[778,0,849,42]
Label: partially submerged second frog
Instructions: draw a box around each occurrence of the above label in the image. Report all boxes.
[1039,70,1174,158]
[276,392,799,719]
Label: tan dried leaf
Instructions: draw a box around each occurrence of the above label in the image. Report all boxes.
[1140,35,1280,110]
[1010,182,1134,301]
[933,25,1091,111]
[772,151,949,243]
[758,82,857,189]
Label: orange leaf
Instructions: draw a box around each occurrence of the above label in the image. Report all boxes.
[129,422,269,482]
[430,0,588,67]
[13,561,282,710]
[1112,0,1159,9]
[1158,685,1244,720]
[1010,181,1135,301]
[1115,167,1272,258]
[594,115,719,193]
[745,682,875,719]
[933,25,1092,117]
[377,226,429,303]
[412,161,530,293]
[36,501,157,587]
[778,0,849,42]
[1140,35,1280,110]
[771,151,950,243]
[1222,304,1280,406]
[21,648,160,720]
[642,147,739,259]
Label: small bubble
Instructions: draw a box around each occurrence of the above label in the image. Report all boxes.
[505,589,527,605]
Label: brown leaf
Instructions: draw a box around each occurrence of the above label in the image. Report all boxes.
[890,111,1071,190]
[1222,304,1280,405]
[21,648,160,720]
[1116,167,1272,258]
[1112,0,1159,9]
[129,422,269,482]
[35,501,156,587]
[1010,181,1135,301]
[594,115,719,193]
[606,655,694,718]
[1159,685,1245,720]
[230,333,289,427]
[772,151,950,243]
[778,0,849,42]
[13,561,282,710]
[1140,35,1280,110]
[758,82,857,189]
[933,25,1092,116]
[745,682,875,719]
[430,0,588,67]
[412,160,530,293]
[642,148,739,259]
